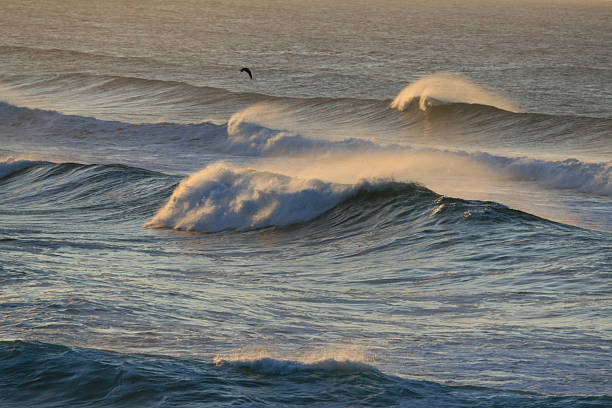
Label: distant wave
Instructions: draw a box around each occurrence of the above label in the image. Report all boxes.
[224,108,381,155]
[391,72,520,113]
[2,98,609,162]
[4,71,612,124]
[1,341,609,408]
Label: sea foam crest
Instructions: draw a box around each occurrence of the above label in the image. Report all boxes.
[213,345,376,376]
[390,73,520,112]
[144,163,366,231]
[223,105,378,156]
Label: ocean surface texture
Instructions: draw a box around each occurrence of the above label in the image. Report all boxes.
[1,0,611,406]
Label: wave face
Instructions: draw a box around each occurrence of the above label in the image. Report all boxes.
[0,158,46,179]
[0,160,177,223]
[2,341,609,408]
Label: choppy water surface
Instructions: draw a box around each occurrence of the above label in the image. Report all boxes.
[1,0,611,406]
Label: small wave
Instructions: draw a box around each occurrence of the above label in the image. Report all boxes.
[2,341,609,408]
[214,352,377,377]
[391,72,520,113]
[213,344,376,375]
[468,153,612,196]
[224,107,380,156]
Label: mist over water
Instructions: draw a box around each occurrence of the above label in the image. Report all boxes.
[1,0,611,406]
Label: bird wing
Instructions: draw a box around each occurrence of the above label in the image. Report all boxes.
[240,67,253,79]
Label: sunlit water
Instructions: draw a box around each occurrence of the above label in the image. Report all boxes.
[1,1,611,406]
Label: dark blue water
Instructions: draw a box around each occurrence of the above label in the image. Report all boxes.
[2,341,610,408]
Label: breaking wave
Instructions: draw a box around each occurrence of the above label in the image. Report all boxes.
[144,163,380,231]
[390,72,520,113]
[143,162,554,233]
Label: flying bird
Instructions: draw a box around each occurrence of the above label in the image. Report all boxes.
[240,67,253,80]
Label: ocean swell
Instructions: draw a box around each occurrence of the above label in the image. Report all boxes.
[1,341,609,408]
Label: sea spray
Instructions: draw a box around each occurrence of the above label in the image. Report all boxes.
[144,163,359,231]
[213,344,376,375]
[223,107,379,156]
[391,73,520,113]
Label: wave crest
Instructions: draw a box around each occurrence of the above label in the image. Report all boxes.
[224,105,379,156]
[0,158,46,179]
[390,73,520,113]
[144,163,367,231]
[213,345,377,376]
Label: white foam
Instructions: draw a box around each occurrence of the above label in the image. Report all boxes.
[224,110,378,156]
[468,153,612,196]
[213,345,375,375]
[144,163,373,232]
[390,72,520,112]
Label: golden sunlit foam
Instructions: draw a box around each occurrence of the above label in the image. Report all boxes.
[250,150,587,230]
[390,72,520,113]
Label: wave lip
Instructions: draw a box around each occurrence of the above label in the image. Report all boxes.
[0,158,47,180]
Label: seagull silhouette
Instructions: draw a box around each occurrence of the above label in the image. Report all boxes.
[240,67,253,80]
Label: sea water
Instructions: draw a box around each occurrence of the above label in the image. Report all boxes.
[1,0,611,406]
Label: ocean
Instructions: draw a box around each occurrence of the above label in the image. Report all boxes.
[1,0,611,406]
